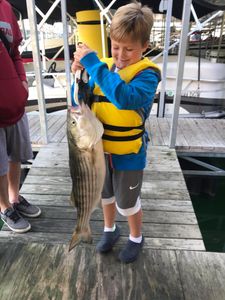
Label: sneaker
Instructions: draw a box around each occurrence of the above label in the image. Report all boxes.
[0,207,31,233]
[119,236,144,263]
[96,225,120,253]
[13,195,41,218]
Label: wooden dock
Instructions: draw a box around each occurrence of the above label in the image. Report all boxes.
[0,113,225,299]
[26,112,225,153]
[0,143,204,250]
[147,116,225,154]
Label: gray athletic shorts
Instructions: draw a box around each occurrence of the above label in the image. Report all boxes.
[102,154,143,216]
[0,113,33,176]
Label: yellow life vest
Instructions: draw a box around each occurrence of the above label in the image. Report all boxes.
[92,57,160,155]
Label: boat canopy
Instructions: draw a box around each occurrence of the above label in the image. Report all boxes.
[9,0,225,23]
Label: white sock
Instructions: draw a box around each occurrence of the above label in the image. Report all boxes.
[129,234,142,244]
[104,224,116,232]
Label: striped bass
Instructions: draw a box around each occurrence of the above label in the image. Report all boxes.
[67,102,105,251]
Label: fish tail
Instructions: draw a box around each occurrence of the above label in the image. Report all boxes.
[68,227,92,252]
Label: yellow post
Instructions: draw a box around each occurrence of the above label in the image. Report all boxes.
[76,10,109,58]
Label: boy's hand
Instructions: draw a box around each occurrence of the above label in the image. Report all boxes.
[71,43,95,73]
[71,59,84,73]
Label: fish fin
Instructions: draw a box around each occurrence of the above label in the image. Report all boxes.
[68,227,92,252]
[69,232,81,252]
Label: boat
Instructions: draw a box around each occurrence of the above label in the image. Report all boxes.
[22,44,75,63]
[188,27,225,64]
[154,55,225,116]
[22,43,75,73]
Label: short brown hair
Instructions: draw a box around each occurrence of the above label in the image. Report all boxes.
[110,1,154,46]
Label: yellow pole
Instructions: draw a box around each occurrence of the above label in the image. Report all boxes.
[76,10,109,58]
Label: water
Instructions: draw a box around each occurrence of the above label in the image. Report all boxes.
[179,156,225,252]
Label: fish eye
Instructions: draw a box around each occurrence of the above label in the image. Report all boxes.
[72,121,76,125]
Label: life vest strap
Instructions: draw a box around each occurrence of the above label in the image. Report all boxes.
[103,123,144,132]
[94,95,110,103]
[103,130,144,141]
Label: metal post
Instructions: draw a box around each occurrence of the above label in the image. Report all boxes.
[19,13,26,40]
[60,0,72,106]
[36,3,46,71]
[26,0,48,144]
[217,12,225,62]
[99,0,115,58]
[158,0,173,118]
[93,0,112,24]
[100,13,106,58]
[169,0,192,148]
[190,4,202,30]
[40,31,47,71]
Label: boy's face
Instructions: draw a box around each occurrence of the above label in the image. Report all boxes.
[111,38,148,69]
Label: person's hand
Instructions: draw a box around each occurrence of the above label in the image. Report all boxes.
[71,58,84,73]
[71,43,95,73]
[75,43,94,60]
[22,81,28,91]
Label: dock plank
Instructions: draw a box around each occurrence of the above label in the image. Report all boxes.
[2,224,203,244]
[45,115,67,143]
[166,118,189,147]
[141,199,194,212]
[1,131,212,298]
[197,119,225,147]
[1,204,198,226]
[191,119,215,148]
[1,143,202,252]
[157,117,170,145]
[0,242,185,300]
[27,114,225,153]
[0,232,204,251]
[20,182,191,200]
[148,117,165,146]
[23,176,188,193]
[177,251,225,300]
[178,119,201,147]
[14,193,194,212]
[3,242,225,300]
[28,165,186,182]
[210,119,225,145]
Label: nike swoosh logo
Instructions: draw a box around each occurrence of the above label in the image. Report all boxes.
[129,183,139,190]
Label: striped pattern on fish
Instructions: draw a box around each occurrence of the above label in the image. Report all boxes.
[67,104,105,251]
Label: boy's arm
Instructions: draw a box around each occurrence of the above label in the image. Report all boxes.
[80,52,159,110]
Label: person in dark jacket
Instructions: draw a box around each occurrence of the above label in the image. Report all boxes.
[0,0,41,233]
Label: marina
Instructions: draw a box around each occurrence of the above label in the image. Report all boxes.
[1,0,225,299]
[1,113,225,298]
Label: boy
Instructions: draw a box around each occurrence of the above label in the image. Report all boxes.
[0,0,41,233]
[71,1,160,263]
